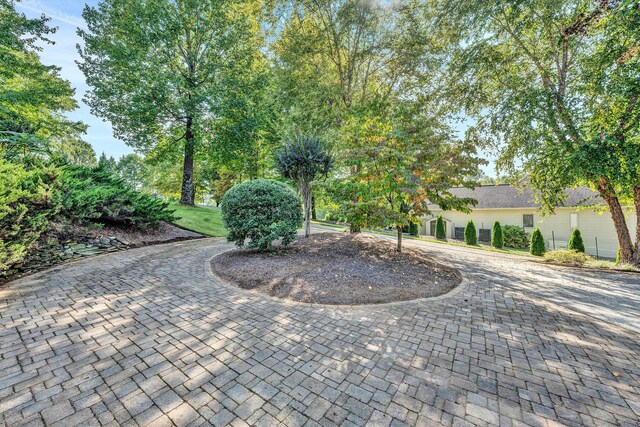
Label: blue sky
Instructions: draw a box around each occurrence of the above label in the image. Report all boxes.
[16,0,133,159]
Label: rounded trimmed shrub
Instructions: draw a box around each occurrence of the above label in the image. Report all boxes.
[464,220,477,245]
[568,228,585,253]
[530,228,546,256]
[491,221,504,248]
[435,215,446,240]
[221,179,302,251]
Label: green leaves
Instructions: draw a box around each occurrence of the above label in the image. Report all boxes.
[0,1,87,162]
[221,179,302,251]
[336,112,484,246]
[275,135,333,184]
[78,0,269,200]
[0,158,60,272]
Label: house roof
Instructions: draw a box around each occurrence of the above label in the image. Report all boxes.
[428,184,602,210]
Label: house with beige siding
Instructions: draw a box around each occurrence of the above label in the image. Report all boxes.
[421,185,635,259]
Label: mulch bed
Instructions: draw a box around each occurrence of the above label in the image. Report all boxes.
[211,232,462,305]
[95,221,204,246]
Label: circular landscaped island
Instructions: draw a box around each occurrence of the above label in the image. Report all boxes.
[211,232,461,305]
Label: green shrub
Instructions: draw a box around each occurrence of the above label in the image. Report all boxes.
[568,228,585,253]
[221,179,302,250]
[616,247,621,265]
[0,159,60,272]
[544,249,589,266]
[491,221,503,248]
[502,224,530,249]
[435,215,446,239]
[530,228,546,256]
[464,220,477,245]
[409,222,419,236]
[58,164,176,228]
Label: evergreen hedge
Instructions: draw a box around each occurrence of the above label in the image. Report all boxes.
[464,220,477,245]
[491,221,504,248]
[568,228,585,253]
[435,215,446,239]
[530,228,546,256]
[0,159,60,272]
[409,222,419,236]
[59,164,176,228]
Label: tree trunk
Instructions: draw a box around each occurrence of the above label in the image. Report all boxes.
[633,186,640,265]
[396,225,403,252]
[597,179,634,263]
[301,182,312,238]
[180,117,195,205]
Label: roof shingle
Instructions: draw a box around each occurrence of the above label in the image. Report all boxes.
[428,184,602,209]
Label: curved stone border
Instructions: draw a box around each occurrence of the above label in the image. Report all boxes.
[205,247,470,310]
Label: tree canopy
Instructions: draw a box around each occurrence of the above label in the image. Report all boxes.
[0,0,90,163]
[78,0,269,204]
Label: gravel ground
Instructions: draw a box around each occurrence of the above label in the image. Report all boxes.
[211,232,461,305]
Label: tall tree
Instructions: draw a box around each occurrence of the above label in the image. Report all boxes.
[0,0,87,159]
[435,0,640,264]
[272,0,403,132]
[275,135,333,237]
[78,0,265,204]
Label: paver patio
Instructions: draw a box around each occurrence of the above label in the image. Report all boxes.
[1,228,639,426]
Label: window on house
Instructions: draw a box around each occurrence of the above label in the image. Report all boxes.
[570,213,578,229]
[523,214,534,228]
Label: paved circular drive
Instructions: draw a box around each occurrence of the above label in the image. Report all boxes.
[1,232,639,426]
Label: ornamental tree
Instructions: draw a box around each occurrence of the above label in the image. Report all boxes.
[275,135,333,238]
[337,114,484,252]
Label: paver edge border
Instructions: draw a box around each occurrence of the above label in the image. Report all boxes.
[205,248,471,310]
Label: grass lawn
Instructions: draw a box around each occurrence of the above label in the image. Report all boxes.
[170,203,226,237]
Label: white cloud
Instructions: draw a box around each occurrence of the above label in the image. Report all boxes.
[15,0,87,29]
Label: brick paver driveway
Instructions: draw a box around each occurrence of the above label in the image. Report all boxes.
[1,229,639,427]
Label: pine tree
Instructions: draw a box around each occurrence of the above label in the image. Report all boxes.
[464,220,477,245]
[568,228,585,253]
[530,228,546,256]
[491,221,503,248]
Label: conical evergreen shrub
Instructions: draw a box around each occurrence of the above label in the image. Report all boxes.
[568,228,585,253]
[464,220,477,245]
[409,222,419,236]
[530,228,546,256]
[491,221,503,248]
[435,215,446,240]
[616,248,621,265]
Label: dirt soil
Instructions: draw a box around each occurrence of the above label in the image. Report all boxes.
[211,232,462,305]
[94,221,204,246]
